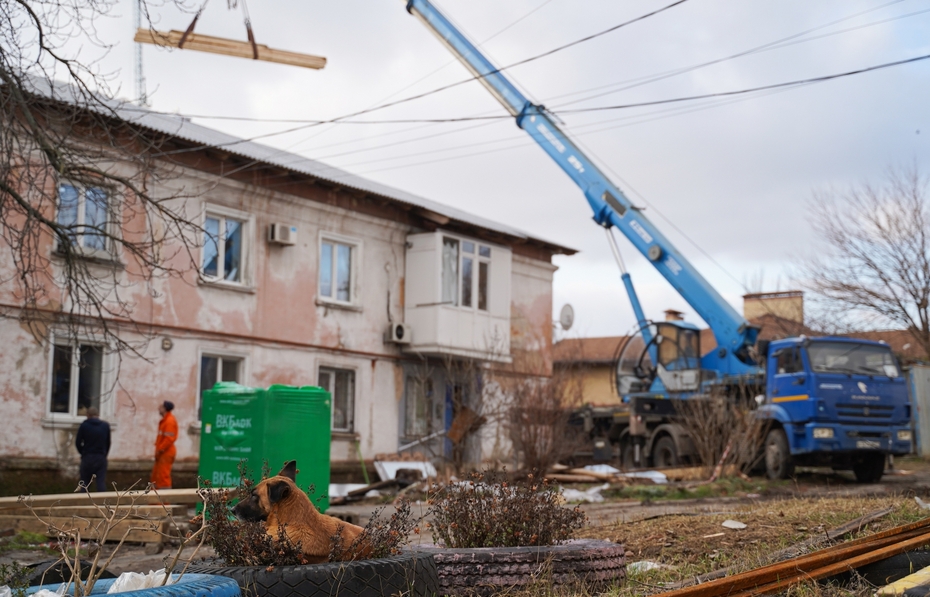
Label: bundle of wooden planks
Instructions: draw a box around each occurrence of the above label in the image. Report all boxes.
[0,488,201,544]
[134,29,326,70]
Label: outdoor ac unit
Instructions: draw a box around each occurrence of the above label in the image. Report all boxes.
[387,322,412,344]
[268,223,297,245]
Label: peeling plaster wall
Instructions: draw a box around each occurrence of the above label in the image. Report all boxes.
[0,163,562,479]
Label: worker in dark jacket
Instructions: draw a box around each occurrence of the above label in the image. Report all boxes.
[75,407,111,491]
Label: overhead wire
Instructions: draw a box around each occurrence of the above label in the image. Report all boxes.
[550,0,918,107]
[150,0,693,157]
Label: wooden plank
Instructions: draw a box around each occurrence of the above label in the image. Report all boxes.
[0,515,168,544]
[13,505,188,518]
[133,29,326,70]
[0,488,202,510]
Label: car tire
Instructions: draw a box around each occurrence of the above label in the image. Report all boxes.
[27,573,240,597]
[853,453,885,483]
[24,559,116,586]
[188,553,439,597]
[411,539,626,596]
[765,428,795,480]
[651,436,678,468]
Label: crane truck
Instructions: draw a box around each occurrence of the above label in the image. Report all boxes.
[403,0,913,482]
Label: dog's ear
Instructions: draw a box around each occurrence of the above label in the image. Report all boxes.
[268,479,291,505]
[278,460,297,481]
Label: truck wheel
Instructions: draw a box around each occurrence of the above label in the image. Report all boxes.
[652,436,678,468]
[764,429,795,480]
[620,443,637,470]
[853,453,885,483]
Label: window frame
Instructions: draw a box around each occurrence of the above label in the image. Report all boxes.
[56,181,115,257]
[442,234,492,312]
[201,204,253,288]
[44,332,112,425]
[318,364,356,433]
[318,232,361,307]
[403,375,432,439]
[196,348,248,423]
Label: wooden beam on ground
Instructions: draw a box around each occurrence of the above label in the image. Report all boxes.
[134,29,326,70]
[11,505,188,518]
[0,488,202,510]
[0,514,171,544]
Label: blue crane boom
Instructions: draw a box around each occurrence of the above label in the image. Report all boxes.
[404,0,759,376]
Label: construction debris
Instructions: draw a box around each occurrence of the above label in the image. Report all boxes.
[133,29,326,70]
[654,515,930,597]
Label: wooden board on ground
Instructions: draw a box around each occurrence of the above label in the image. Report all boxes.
[0,488,202,510]
[6,505,188,518]
[0,514,172,543]
[134,29,326,70]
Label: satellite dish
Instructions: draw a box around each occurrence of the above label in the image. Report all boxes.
[559,304,575,331]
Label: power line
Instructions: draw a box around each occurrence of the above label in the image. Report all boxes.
[150,0,691,156]
[558,52,930,115]
[550,0,917,108]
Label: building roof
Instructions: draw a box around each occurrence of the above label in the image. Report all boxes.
[553,336,628,365]
[24,77,575,255]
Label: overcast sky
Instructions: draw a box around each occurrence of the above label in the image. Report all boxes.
[83,0,930,339]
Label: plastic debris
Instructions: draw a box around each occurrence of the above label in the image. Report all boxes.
[561,483,610,503]
[620,470,669,484]
[0,586,12,597]
[915,496,930,510]
[107,571,175,593]
[722,519,748,530]
[627,561,676,573]
[583,464,621,475]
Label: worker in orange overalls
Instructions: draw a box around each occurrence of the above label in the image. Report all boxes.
[151,400,178,489]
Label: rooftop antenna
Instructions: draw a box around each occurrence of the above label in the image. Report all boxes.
[134,0,148,105]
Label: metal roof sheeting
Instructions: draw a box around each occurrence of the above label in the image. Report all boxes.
[22,76,573,252]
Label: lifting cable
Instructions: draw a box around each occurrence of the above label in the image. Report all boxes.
[177,0,259,59]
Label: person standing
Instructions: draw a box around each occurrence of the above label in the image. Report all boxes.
[75,407,110,492]
[151,400,178,489]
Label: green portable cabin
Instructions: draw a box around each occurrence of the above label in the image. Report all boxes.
[199,382,332,511]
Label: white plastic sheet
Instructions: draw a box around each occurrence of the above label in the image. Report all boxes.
[561,483,610,503]
[107,570,175,594]
[1,585,13,597]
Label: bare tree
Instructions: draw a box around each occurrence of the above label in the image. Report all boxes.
[0,0,209,362]
[797,166,930,358]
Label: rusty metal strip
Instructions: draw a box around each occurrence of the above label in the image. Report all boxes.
[656,517,930,597]
[727,529,930,597]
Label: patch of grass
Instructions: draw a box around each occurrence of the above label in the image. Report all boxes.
[0,530,54,554]
[603,476,776,502]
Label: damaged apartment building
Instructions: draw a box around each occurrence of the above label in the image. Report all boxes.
[0,85,574,492]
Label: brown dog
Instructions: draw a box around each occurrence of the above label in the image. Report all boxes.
[232,460,370,563]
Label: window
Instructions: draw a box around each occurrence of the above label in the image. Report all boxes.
[320,238,356,303]
[57,183,110,252]
[319,367,355,432]
[198,354,243,420]
[404,376,431,437]
[442,236,492,311]
[49,341,104,417]
[775,348,802,374]
[203,213,245,283]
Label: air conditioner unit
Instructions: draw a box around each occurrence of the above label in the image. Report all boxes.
[387,322,412,344]
[268,223,297,245]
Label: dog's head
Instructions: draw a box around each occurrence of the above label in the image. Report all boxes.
[232,460,298,522]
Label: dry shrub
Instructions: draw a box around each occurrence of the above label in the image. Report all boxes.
[675,393,769,475]
[427,469,586,548]
[504,367,586,475]
[330,500,417,561]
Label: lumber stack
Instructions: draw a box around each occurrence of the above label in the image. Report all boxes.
[134,29,327,70]
[0,488,200,543]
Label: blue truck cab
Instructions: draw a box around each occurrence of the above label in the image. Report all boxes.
[759,336,912,482]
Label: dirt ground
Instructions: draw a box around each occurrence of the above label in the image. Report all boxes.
[4,457,930,581]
